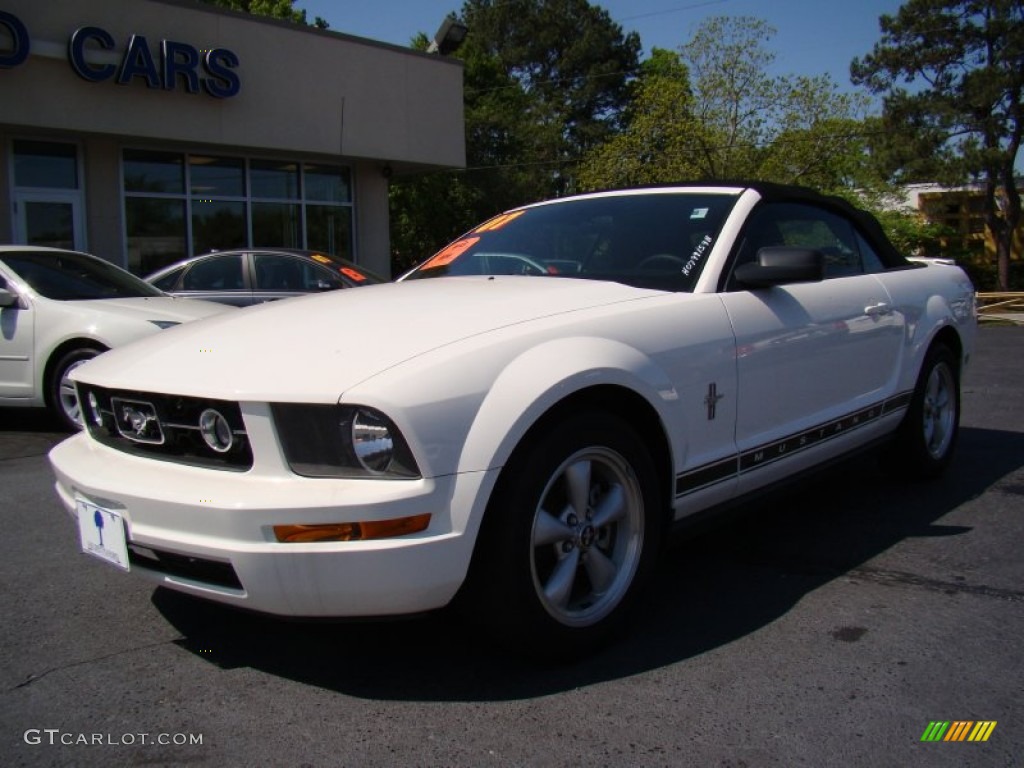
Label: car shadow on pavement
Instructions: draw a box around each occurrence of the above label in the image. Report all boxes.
[0,408,68,460]
[153,424,1024,702]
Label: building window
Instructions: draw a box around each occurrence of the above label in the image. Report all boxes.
[251,159,299,199]
[125,197,186,275]
[304,163,351,203]
[123,150,353,274]
[252,203,301,248]
[124,150,184,194]
[251,159,301,248]
[192,200,246,255]
[11,140,85,249]
[13,140,79,189]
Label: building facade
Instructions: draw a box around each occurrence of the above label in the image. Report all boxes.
[901,182,1023,263]
[0,0,465,277]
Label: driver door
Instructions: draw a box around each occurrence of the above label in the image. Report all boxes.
[719,202,905,489]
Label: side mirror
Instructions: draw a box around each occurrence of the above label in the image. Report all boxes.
[734,247,824,288]
[0,287,20,308]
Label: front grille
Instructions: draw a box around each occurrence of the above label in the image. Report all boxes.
[79,384,253,471]
[128,544,243,590]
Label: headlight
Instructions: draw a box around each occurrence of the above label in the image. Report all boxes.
[351,408,394,472]
[271,404,420,479]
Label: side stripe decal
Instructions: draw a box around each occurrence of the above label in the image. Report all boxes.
[675,390,914,497]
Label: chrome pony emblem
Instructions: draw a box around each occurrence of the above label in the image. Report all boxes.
[111,398,164,444]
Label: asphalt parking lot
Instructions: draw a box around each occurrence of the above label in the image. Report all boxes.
[1,327,1021,767]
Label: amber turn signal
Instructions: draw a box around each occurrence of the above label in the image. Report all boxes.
[273,513,431,543]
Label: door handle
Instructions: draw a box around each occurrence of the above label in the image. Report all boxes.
[864,302,892,317]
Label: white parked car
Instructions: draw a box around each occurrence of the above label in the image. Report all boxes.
[49,184,976,654]
[0,246,231,430]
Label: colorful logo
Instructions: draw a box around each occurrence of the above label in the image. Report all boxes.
[921,721,997,742]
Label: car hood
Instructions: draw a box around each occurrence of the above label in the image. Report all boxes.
[68,296,231,323]
[73,277,663,401]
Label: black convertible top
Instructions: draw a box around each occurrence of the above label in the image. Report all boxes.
[735,180,909,268]
[621,180,911,269]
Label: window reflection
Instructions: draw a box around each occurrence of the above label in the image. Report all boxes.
[192,200,246,254]
[253,202,301,248]
[125,198,186,274]
[13,141,78,189]
[190,155,244,197]
[251,160,299,199]
[124,150,184,194]
[122,152,352,273]
[307,204,352,258]
[304,164,350,203]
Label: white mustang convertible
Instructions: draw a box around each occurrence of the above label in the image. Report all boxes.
[50,183,976,653]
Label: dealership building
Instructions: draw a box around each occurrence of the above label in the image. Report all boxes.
[0,0,465,277]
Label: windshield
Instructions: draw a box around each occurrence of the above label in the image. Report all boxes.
[405,191,738,292]
[0,251,165,300]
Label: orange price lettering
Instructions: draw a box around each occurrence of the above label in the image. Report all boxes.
[473,210,526,233]
[340,267,366,282]
[422,237,480,270]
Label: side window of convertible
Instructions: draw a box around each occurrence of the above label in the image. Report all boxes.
[855,231,888,274]
[730,203,868,287]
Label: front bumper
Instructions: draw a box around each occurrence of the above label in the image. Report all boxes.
[49,433,488,617]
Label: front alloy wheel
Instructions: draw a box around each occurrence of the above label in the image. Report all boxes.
[465,411,662,656]
[530,447,645,628]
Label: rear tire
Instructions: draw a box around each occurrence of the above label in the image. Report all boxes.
[886,343,960,479]
[48,347,102,431]
[464,411,663,658]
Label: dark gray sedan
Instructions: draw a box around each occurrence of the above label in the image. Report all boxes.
[145,248,385,306]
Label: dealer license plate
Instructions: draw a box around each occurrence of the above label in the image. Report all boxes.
[76,498,130,572]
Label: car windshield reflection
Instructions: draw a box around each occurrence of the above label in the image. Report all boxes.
[404,191,738,292]
[2,251,164,301]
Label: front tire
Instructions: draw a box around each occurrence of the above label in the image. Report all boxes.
[887,343,960,479]
[48,347,103,431]
[465,411,663,656]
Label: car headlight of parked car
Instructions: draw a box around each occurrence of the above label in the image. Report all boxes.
[271,404,420,479]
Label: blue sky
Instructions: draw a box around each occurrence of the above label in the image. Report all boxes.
[294,0,903,90]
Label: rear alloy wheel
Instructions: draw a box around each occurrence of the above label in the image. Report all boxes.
[888,343,960,478]
[468,412,662,656]
[48,347,102,431]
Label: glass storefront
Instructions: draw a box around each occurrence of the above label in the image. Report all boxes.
[123,150,353,275]
[6,142,356,273]
[11,140,85,250]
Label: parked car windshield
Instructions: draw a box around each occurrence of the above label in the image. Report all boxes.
[1,251,165,301]
[404,191,739,292]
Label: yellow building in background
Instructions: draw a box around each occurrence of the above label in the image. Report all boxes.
[903,182,1024,262]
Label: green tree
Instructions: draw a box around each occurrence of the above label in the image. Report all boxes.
[578,48,701,188]
[456,0,640,199]
[851,0,1024,291]
[579,18,870,192]
[390,0,641,272]
[196,0,328,28]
